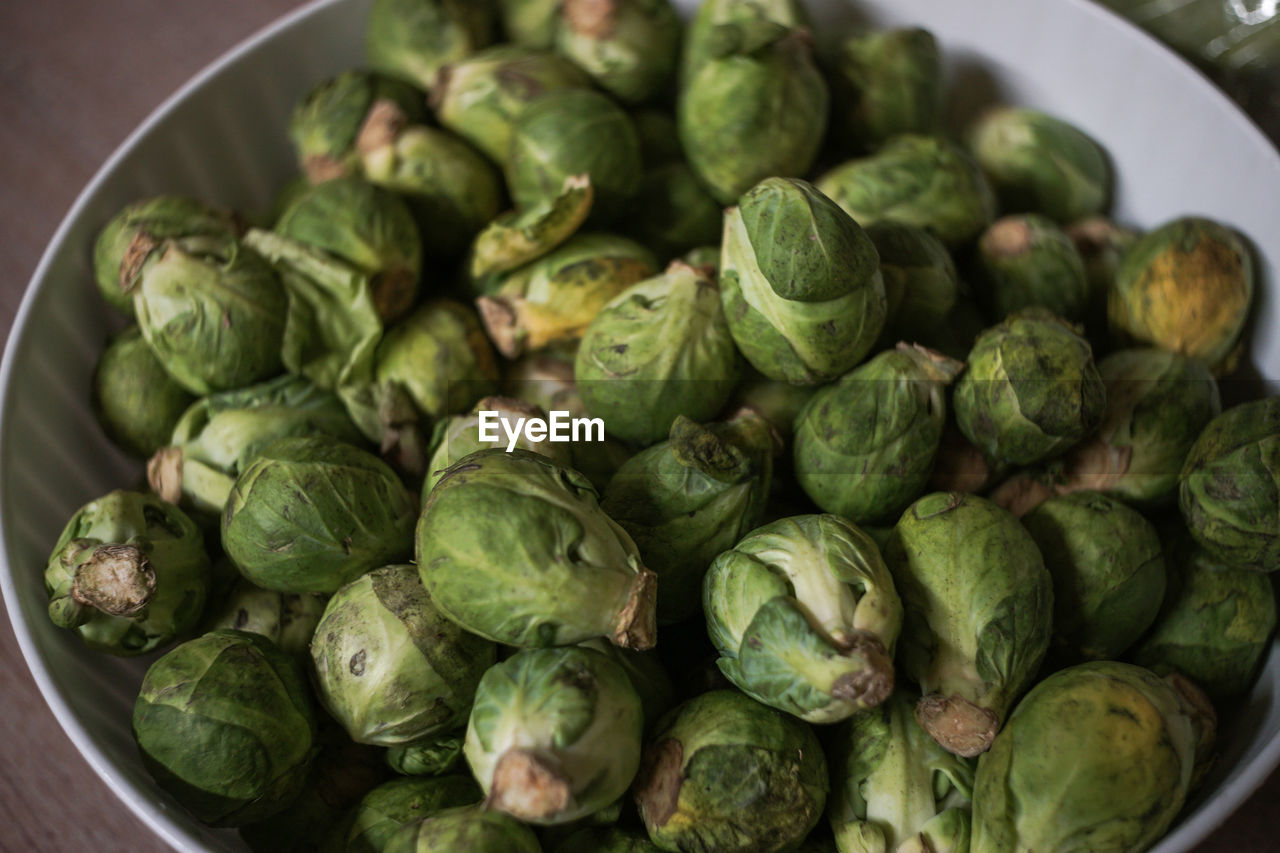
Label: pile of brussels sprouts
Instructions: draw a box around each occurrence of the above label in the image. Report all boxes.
[52,0,1278,850]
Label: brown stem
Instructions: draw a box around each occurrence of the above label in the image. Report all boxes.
[633,738,683,830]
[612,568,657,651]
[70,544,156,617]
[147,446,183,505]
[831,631,894,709]
[915,693,999,758]
[476,296,523,359]
[119,231,159,293]
[485,749,572,822]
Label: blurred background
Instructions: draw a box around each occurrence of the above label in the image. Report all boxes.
[0,0,1276,850]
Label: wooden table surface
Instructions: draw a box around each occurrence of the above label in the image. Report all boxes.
[1,1,1278,850]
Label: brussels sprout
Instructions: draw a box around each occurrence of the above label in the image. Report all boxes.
[1179,398,1280,571]
[240,228,383,393]
[602,411,775,623]
[794,344,962,525]
[477,232,658,358]
[335,775,482,852]
[1109,217,1253,372]
[866,222,958,346]
[223,436,417,593]
[289,70,428,183]
[92,326,194,458]
[954,308,1105,466]
[499,0,561,48]
[703,514,901,723]
[831,28,942,151]
[433,46,591,167]
[424,396,574,495]
[576,261,740,444]
[418,448,656,648]
[967,106,1111,223]
[387,733,466,777]
[148,374,365,516]
[553,826,662,852]
[93,196,240,317]
[507,89,642,224]
[622,162,724,261]
[633,690,828,852]
[202,577,326,661]
[970,661,1196,853]
[275,177,421,323]
[816,135,995,249]
[720,177,886,383]
[44,490,209,655]
[359,124,505,258]
[374,300,498,419]
[884,492,1053,757]
[1055,348,1221,506]
[125,233,287,395]
[382,806,542,852]
[464,646,643,823]
[973,214,1089,321]
[311,565,495,746]
[365,0,494,91]
[554,0,681,104]
[828,692,975,853]
[133,630,317,826]
[678,17,828,204]
[1022,491,1165,661]
[470,175,594,279]
[1130,536,1276,698]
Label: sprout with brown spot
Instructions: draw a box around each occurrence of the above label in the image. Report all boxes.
[633,690,828,852]
[477,232,657,359]
[1109,217,1253,372]
[310,564,495,746]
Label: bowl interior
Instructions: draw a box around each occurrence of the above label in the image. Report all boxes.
[3,0,1279,851]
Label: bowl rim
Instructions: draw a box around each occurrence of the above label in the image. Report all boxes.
[1,0,1278,850]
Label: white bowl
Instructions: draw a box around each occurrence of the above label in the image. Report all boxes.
[2,0,1278,850]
